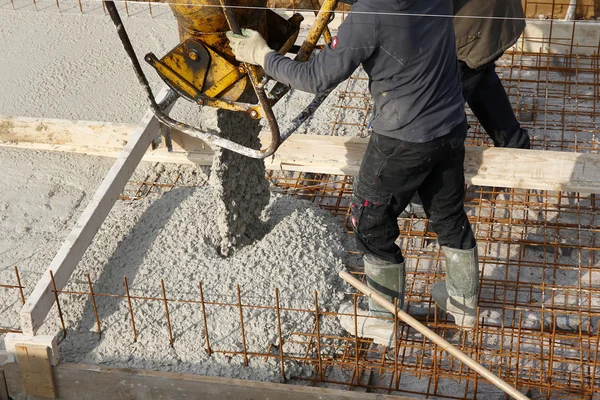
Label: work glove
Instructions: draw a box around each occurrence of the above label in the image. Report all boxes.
[226,28,275,67]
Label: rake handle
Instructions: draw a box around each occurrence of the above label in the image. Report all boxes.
[339,271,529,400]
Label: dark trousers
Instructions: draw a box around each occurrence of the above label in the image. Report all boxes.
[460,60,530,149]
[351,120,476,264]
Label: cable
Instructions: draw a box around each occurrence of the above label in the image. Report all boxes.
[7,0,600,24]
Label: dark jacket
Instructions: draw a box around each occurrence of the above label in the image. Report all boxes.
[453,0,525,69]
[264,0,464,143]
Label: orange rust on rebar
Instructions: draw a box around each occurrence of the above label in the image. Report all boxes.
[198,281,212,356]
[50,270,66,337]
[161,279,174,346]
[87,273,102,338]
[352,294,360,388]
[313,290,324,382]
[14,266,25,304]
[236,284,249,366]
[274,288,286,381]
[124,276,137,342]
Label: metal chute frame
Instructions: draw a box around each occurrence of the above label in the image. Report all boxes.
[105,0,339,159]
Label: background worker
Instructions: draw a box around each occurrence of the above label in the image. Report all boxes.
[227,0,480,346]
[425,0,531,315]
[454,0,531,149]
[409,0,531,215]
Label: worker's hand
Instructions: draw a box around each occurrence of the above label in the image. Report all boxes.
[226,28,275,67]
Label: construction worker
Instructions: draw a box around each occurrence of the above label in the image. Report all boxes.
[454,0,530,149]
[227,0,479,346]
[409,0,530,216]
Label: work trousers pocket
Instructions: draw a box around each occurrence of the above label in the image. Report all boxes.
[357,137,388,187]
[350,181,394,251]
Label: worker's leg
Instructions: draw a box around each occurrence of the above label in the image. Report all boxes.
[462,61,530,149]
[417,120,480,329]
[458,60,483,105]
[417,120,475,250]
[351,133,424,315]
[342,132,434,345]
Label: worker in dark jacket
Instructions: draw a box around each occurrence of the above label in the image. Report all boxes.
[454,0,530,149]
[227,0,480,345]
[423,0,531,327]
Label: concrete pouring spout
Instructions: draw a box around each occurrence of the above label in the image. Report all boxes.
[105,0,340,158]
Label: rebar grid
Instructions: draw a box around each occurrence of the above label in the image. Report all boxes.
[3,172,599,398]
[327,48,600,155]
[1,4,599,398]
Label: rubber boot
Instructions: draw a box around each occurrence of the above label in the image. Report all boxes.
[339,256,404,347]
[364,255,405,319]
[431,246,479,329]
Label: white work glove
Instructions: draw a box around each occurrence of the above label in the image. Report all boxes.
[226,28,275,67]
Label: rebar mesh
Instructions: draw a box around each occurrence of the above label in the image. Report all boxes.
[2,7,600,399]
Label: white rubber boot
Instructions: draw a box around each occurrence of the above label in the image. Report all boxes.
[363,255,405,319]
[338,303,395,347]
[338,256,404,347]
[431,246,479,329]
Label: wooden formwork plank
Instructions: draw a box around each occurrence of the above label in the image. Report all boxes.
[2,362,411,400]
[3,116,600,193]
[515,20,600,55]
[17,89,176,336]
[15,345,55,399]
[464,146,600,193]
[0,369,9,400]
[0,116,132,151]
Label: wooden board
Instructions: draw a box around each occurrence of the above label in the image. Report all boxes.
[18,89,176,336]
[3,116,600,193]
[0,369,9,400]
[2,362,411,400]
[464,146,600,193]
[0,116,132,151]
[514,20,600,55]
[4,333,59,366]
[521,0,598,20]
[15,345,55,399]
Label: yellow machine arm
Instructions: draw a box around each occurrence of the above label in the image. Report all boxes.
[105,0,339,158]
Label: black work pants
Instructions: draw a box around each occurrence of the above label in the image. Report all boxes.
[460,60,530,149]
[351,120,476,264]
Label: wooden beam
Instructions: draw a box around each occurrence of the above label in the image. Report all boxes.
[0,116,132,152]
[464,146,600,193]
[0,369,9,400]
[18,89,176,336]
[4,333,59,366]
[3,116,600,194]
[514,20,600,55]
[2,362,411,400]
[15,345,56,399]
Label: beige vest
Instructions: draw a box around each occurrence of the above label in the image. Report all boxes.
[453,0,525,69]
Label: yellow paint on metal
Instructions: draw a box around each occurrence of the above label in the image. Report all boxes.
[201,45,247,101]
[146,54,203,100]
[164,0,268,102]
